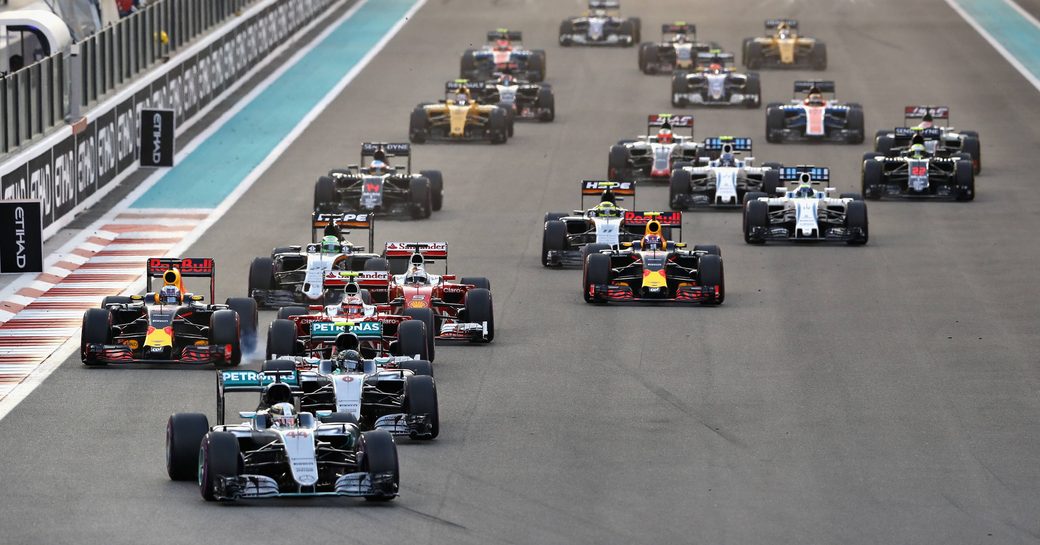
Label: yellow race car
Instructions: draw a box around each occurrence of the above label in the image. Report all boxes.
[742,19,826,70]
[409,81,512,144]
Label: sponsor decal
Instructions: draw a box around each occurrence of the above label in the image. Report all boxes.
[310,321,383,338]
[0,201,43,272]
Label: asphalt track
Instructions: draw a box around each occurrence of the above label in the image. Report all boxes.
[1,0,1039,543]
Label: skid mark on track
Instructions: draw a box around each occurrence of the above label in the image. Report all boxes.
[398,505,469,530]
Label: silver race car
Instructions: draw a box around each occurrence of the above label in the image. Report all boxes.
[639,22,719,74]
[742,166,868,245]
[671,51,761,108]
[669,137,779,209]
[559,0,640,47]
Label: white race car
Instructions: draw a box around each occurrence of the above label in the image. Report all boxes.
[559,0,640,47]
[670,137,779,208]
[742,166,868,245]
[608,114,702,183]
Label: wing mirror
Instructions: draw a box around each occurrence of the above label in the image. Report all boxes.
[316,410,332,418]
[238,411,257,419]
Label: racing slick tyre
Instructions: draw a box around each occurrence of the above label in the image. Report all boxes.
[619,20,636,46]
[875,135,895,156]
[81,308,112,365]
[765,106,785,143]
[536,87,555,122]
[488,108,509,144]
[323,412,359,425]
[419,170,444,211]
[359,289,373,305]
[743,200,769,244]
[811,42,827,70]
[696,254,725,305]
[955,159,975,202]
[742,191,767,206]
[460,277,491,291]
[844,200,869,245]
[409,177,433,219]
[608,145,631,182]
[199,431,240,501]
[744,41,763,69]
[542,220,568,267]
[496,103,516,137]
[639,43,657,73]
[313,176,336,213]
[248,257,275,298]
[360,430,399,502]
[670,75,688,107]
[210,310,242,366]
[527,52,545,82]
[581,243,610,266]
[100,296,132,306]
[962,135,981,174]
[861,151,880,168]
[743,73,762,108]
[226,297,258,356]
[459,49,477,78]
[166,413,209,481]
[409,107,429,144]
[669,169,691,210]
[261,359,296,373]
[629,17,642,43]
[276,306,307,320]
[403,307,436,362]
[741,38,753,63]
[400,359,434,377]
[845,107,865,144]
[861,159,883,200]
[544,212,567,223]
[266,318,299,359]
[363,257,389,272]
[694,245,722,257]
[404,375,439,440]
[397,319,429,360]
[840,192,864,201]
[762,168,780,197]
[463,288,494,343]
[583,253,611,304]
[559,21,574,46]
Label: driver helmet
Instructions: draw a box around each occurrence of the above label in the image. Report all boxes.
[719,152,736,167]
[674,33,688,43]
[805,90,825,106]
[158,285,182,305]
[454,90,469,105]
[404,265,429,285]
[368,159,389,174]
[495,39,511,51]
[339,296,365,316]
[321,235,342,254]
[498,74,516,86]
[657,128,674,144]
[909,143,928,159]
[268,402,296,428]
[777,22,792,39]
[592,9,607,16]
[640,234,663,251]
[795,183,814,198]
[336,349,363,373]
[593,201,619,217]
[708,62,723,74]
[918,112,934,129]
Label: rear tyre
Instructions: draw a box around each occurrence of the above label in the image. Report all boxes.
[419,170,444,211]
[581,243,610,266]
[766,106,785,143]
[248,257,275,299]
[862,159,883,200]
[761,168,779,197]
[696,254,725,304]
[363,257,389,272]
[399,359,434,377]
[409,177,433,219]
[845,107,865,144]
[463,288,494,343]
[460,277,491,291]
[693,245,721,257]
[962,136,981,175]
[360,430,399,502]
[166,413,209,481]
[527,52,545,82]
[845,200,869,245]
[209,310,241,366]
[608,145,631,182]
[404,375,439,440]
[266,319,298,359]
[459,49,477,78]
[744,200,768,244]
[583,253,611,303]
[313,176,336,213]
[260,359,296,373]
[876,135,895,156]
[743,73,762,108]
[225,297,258,356]
[488,108,508,144]
[955,159,975,201]
[640,43,658,73]
[536,87,555,122]
[277,306,307,320]
[403,307,436,362]
[669,169,691,210]
[81,308,112,365]
[100,296,131,306]
[409,107,429,144]
[397,319,429,360]
[745,41,763,69]
[670,74,688,107]
[542,220,568,267]
[742,191,767,205]
[199,432,240,501]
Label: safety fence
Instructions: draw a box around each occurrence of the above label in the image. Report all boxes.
[0,0,258,156]
[0,0,339,234]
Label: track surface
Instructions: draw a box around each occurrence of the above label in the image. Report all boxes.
[2,1,1040,543]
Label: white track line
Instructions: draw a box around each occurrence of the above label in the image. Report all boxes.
[0,0,427,422]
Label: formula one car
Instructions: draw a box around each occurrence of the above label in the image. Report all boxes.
[862,136,974,201]
[742,19,826,70]
[248,213,381,309]
[265,272,434,361]
[460,29,547,82]
[670,137,779,209]
[409,81,512,144]
[765,81,864,144]
[260,354,438,440]
[542,181,649,267]
[81,258,257,366]
[165,371,399,501]
[559,0,640,47]
[743,166,868,244]
[361,243,494,343]
[313,142,443,220]
[638,23,719,74]
[583,213,724,305]
[873,106,981,174]
[474,73,555,122]
[608,114,702,183]
[671,51,761,108]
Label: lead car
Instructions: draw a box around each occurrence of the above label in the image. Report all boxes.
[165,368,400,502]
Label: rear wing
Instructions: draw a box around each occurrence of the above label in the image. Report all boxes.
[384,242,448,259]
[779,165,830,183]
[216,368,300,425]
[892,126,942,140]
[322,270,391,290]
[487,28,522,42]
[647,113,694,137]
[624,211,683,241]
[146,257,215,301]
[446,80,486,92]
[311,212,375,250]
[793,80,835,97]
[696,51,734,65]
[765,18,798,29]
[589,0,620,8]
[703,136,752,153]
[904,105,949,123]
[581,180,635,207]
[662,22,694,36]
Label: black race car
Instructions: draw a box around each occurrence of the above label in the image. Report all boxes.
[559,0,640,47]
[460,29,547,82]
[862,139,974,201]
[638,23,718,74]
[873,105,981,174]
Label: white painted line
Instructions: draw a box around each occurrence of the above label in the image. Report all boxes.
[6,295,34,306]
[27,281,57,292]
[13,310,86,319]
[0,329,78,337]
[1004,0,1040,30]
[945,0,1040,93]
[78,256,146,264]
[103,244,176,251]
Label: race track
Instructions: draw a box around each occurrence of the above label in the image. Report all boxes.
[1,0,1039,543]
